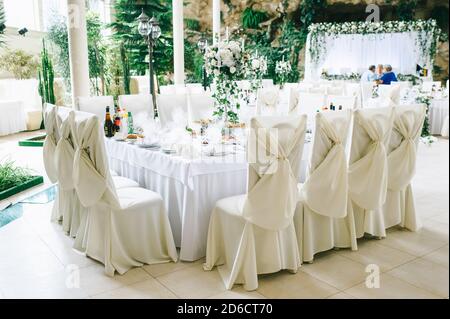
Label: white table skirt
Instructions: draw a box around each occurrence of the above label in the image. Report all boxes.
[429,98,449,136]
[105,138,308,261]
[0,100,27,136]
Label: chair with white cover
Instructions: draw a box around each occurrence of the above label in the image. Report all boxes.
[159,85,176,95]
[55,109,139,237]
[298,82,313,93]
[204,116,307,291]
[117,94,153,117]
[378,85,401,105]
[72,114,177,275]
[256,87,280,115]
[309,87,327,94]
[327,86,344,95]
[326,95,356,110]
[380,104,426,231]
[157,93,188,127]
[262,79,274,88]
[186,83,205,95]
[349,107,395,239]
[187,93,215,123]
[288,88,300,115]
[77,96,114,120]
[43,103,62,222]
[295,110,355,262]
[361,82,376,107]
[295,93,326,129]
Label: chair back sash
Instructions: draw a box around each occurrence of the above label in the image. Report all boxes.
[243,115,307,230]
[387,105,426,191]
[348,107,394,210]
[300,110,352,217]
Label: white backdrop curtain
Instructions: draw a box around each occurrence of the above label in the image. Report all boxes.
[305,32,430,80]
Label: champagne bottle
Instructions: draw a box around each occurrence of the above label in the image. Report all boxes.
[104,106,115,138]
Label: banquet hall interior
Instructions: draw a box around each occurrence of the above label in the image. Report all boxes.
[0,0,448,300]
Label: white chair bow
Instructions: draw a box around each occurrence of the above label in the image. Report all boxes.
[300,111,351,218]
[349,108,394,210]
[43,104,59,183]
[387,106,426,191]
[243,117,306,230]
[73,117,118,208]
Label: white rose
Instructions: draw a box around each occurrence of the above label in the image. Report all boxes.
[251,59,261,70]
[230,66,236,74]
[213,69,220,76]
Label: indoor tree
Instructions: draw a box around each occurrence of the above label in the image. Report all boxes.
[109,0,174,81]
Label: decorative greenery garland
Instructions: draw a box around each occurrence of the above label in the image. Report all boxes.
[308,19,447,69]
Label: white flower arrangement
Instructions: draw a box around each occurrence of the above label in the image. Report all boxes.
[243,52,268,94]
[204,40,247,124]
[204,40,244,78]
[275,59,292,87]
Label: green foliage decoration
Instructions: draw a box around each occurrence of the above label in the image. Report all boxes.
[242,7,268,30]
[109,0,173,78]
[38,39,55,106]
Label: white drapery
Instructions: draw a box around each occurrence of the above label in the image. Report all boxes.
[305,32,429,80]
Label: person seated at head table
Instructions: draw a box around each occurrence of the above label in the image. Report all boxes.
[376,64,384,80]
[360,65,377,82]
[376,64,397,85]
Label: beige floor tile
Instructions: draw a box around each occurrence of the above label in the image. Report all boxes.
[377,229,447,257]
[0,270,89,299]
[257,270,338,299]
[91,278,177,299]
[157,265,226,299]
[327,292,356,299]
[388,258,449,298]
[431,213,449,225]
[345,274,441,299]
[208,287,266,299]
[422,245,449,268]
[143,258,204,277]
[338,240,416,272]
[418,219,449,243]
[78,264,152,296]
[38,229,98,269]
[300,253,368,290]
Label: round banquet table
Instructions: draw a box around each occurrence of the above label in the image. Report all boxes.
[0,100,27,136]
[105,138,309,261]
[429,98,449,136]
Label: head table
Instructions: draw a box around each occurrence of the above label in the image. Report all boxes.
[105,137,309,261]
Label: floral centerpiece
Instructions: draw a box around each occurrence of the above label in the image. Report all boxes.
[204,40,246,124]
[275,59,292,88]
[415,92,433,137]
[244,51,268,93]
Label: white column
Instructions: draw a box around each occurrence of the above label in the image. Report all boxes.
[67,0,90,108]
[172,0,185,85]
[212,0,220,43]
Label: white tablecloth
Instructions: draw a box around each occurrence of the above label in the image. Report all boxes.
[105,138,309,261]
[0,100,27,136]
[429,98,449,136]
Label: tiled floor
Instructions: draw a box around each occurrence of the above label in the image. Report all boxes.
[0,132,448,299]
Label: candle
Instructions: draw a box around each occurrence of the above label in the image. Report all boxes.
[241,39,245,51]
[226,27,229,41]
